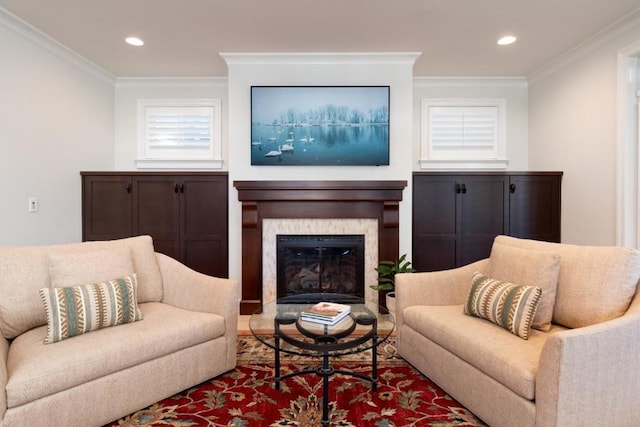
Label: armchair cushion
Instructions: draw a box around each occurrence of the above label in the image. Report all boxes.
[403,304,567,400]
[487,242,561,331]
[495,235,640,328]
[6,302,225,408]
[464,272,542,340]
[48,247,134,288]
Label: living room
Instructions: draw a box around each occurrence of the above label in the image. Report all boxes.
[2,1,640,426]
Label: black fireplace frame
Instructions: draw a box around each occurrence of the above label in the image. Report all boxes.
[276,234,365,299]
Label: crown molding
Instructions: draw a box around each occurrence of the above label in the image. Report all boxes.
[0,6,115,85]
[413,76,527,88]
[220,52,422,66]
[528,6,640,85]
[116,77,228,88]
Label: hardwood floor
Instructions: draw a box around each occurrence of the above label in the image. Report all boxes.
[238,315,251,336]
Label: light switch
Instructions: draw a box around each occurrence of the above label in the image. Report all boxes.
[28,197,38,213]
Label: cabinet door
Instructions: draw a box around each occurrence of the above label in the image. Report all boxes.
[82,176,132,241]
[458,176,509,266]
[413,174,508,272]
[180,175,228,277]
[412,175,458,271]
[133,176,180,259]
[509,174,561,242]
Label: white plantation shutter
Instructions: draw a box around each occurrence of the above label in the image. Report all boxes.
[146,107,212,152]
[136,99,222,169]
[421,99,507,169]
[429,106,497,152]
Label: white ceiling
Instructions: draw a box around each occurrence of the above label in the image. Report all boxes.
[2,0,640,78]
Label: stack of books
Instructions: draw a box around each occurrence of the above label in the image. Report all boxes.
[300,301,351,325]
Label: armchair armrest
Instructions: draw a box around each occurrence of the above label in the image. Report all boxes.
[0,335,8,421]
[155,253,240,367]
[156,253,239,316]
[536,301,640,426]
[394,259,488,332]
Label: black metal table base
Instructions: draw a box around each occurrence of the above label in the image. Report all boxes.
[275,355,378,426]
[273,317,379,426]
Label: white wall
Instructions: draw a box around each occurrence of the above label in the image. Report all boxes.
[0,11,114,245]
[114,78,229,170]
[412,77,529,171]
[529,16,640,245]
[223,53,418,282]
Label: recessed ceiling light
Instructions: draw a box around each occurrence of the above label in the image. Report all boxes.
[497,35,517,46]
[125,37,144,47]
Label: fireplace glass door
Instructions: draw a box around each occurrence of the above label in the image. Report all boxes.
[276,235,365,299]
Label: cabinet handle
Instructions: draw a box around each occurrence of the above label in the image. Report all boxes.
[510,183,516,194]
[126,183,132,193]
[461,183,467,194]
[455,183,461,194]
[174,183,180,193]
[180,184,185,193]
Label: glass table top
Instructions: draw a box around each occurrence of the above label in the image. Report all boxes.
[249,293,395,358]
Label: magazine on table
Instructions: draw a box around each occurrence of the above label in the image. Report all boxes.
[300,301,351,325]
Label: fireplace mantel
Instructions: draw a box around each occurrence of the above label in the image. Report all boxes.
[234,180,407,314]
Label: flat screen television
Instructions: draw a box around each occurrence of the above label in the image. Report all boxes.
[251,86,390,166]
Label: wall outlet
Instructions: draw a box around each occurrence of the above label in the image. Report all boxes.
[28,197,38,213]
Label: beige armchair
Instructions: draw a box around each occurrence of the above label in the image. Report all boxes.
[395,235,640,427]
[0,236,239,426]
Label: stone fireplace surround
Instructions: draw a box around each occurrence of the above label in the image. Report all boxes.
[234,180,407,314]
[263,218,377,305]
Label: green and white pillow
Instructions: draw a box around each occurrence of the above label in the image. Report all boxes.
[40,274,143,344]
[464,272,542,340]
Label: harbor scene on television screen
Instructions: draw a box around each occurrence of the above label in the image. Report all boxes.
[251,86,389,166]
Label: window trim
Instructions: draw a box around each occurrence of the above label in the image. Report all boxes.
[136,98,223,169]
[419,98,507,170]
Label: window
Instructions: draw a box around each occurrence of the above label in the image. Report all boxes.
[420,99,507,169]
[136,99,222,169]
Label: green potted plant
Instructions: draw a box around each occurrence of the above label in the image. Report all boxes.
[371,254,416,317]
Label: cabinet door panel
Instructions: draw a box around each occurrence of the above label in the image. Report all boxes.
[509,175,561,242]
[413,177,457,234]
[412,236,457,272]
[459,238,495,266]
[412,175,458,271]
[181,176,228,277]
[82,176,132,240]
[181,177,227,236]
[151,239,179,260]
[133,176,180,259]
[183,240,227,278]
[459,176,508,265]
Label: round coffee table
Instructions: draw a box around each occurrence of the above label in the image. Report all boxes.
[249,293,395,426]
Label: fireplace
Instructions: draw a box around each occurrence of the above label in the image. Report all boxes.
[277,234,365,298]
[234,180,407,314]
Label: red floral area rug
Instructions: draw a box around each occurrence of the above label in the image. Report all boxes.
[106,337,486,426]
[107,363,485,426]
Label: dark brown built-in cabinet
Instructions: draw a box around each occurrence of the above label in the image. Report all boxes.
[81,172,228,278]
[413,172,562,272]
